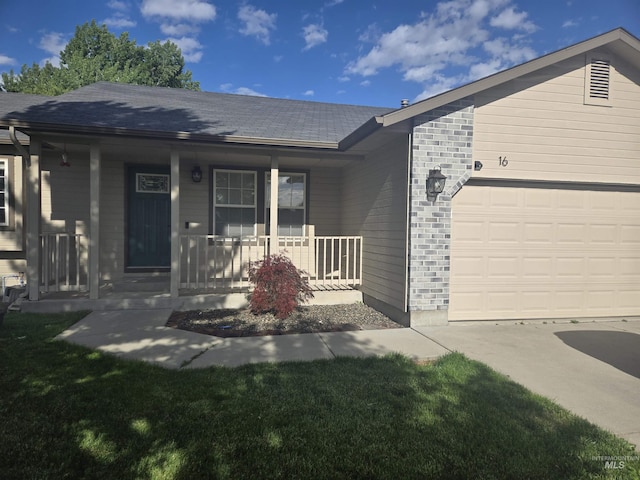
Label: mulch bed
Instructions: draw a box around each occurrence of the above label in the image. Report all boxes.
[166,303,404,337]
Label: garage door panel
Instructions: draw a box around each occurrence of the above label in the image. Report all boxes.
[523,223,554,243]
[487,257,519,278]
[450,185,640,320]
[488,222,520,243]
[587,258,616,278]
[620,258,640,279]
[590,224,618,244]
[621,225,640,245]
[556,257,585,278]
[557,223,587,244]
[524,189,554,209]
[522,257,553,278]
[455,221,486,243]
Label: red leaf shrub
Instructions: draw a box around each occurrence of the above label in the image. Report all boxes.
[248,253,314,319]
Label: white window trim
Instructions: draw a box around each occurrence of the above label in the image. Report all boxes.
[213,169,257,237]
[0,159,9,227]
[265,172,307,237]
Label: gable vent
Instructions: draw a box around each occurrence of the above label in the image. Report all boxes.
[589,59,610,100]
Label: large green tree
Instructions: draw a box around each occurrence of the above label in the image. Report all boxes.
[2,21,200,95]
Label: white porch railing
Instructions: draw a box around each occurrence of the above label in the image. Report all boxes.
[40,233,88,292]
[179,235,362,291]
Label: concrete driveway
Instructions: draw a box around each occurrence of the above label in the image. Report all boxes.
[414,319,640,449]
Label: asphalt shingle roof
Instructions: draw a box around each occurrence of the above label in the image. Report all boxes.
[1,82,393,145]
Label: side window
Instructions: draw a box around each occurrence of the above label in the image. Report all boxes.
[213,170,256,237]
[0,159,8,227]
[266,173,306,236]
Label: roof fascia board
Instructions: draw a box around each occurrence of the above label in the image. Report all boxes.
[337,115,385,151]
[381,28,638,127]
[1,120,341,151]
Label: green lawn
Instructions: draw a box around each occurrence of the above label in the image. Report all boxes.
[1,312,637,479]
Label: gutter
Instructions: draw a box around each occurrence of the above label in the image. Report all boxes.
[8,126,30,167]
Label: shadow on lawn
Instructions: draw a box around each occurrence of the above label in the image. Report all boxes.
[0,313,635,479]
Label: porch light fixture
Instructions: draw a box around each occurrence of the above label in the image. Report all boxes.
[191,166,203,183]
[60,144,71,167]
[426,166,446,202]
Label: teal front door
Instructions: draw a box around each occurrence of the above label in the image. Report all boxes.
[127,166,171,269]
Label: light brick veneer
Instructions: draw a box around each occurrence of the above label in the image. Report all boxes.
[407,98,474,325]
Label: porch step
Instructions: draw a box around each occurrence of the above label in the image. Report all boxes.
[112,276,170,293]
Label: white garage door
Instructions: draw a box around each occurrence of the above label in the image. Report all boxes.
[449,183,640,321]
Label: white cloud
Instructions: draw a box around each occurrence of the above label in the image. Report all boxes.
[167,36,203,62]
[414,75,462,101]
[234,86,267,97]
[108,0,129,10]
[238,5,277,45]
[141,0,216,22]
[104,0,136,28]
[141,0,215,63]
[161,23,198,36]
[303,89,314,96]
[338,75,350,82]
[273,55,283,62]
[220,83,267,97]
[346,0,538,101]
[0,54,16,65]
[38,32,67,67]
[490,6,537,33]
[303,24,328,50]
[360,80,371,87]
[103,15,137,29]
[562,19,579,28]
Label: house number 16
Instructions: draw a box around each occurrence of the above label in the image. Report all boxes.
[498,156,508,167]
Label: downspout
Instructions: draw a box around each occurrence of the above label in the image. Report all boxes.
[8,126,30,167]
[403,118,414,314]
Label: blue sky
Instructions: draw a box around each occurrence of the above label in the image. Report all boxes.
[1,0,638,107]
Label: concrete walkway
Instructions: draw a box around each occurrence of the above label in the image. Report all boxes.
[56,309,449,369]
[57,310,640,449]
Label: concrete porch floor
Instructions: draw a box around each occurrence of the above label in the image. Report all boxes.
[17,284,363,313]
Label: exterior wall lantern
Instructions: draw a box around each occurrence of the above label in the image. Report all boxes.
[191,166,203,183]
[426,165,447,201]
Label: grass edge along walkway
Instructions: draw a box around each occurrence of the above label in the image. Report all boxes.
[1,312,638,479]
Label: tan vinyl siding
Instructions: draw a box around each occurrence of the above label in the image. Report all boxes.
[473,53,640,184]
[41,154,90,235]
[341,136,408,311]
[308,167,341,235]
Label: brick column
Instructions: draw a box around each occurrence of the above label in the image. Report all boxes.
[408,98,474,325]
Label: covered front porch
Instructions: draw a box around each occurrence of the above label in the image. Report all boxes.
[25,139,365,309]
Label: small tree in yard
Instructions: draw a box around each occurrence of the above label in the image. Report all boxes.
[248,253,314,319]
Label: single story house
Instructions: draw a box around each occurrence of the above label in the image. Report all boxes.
[1,27,639,325]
